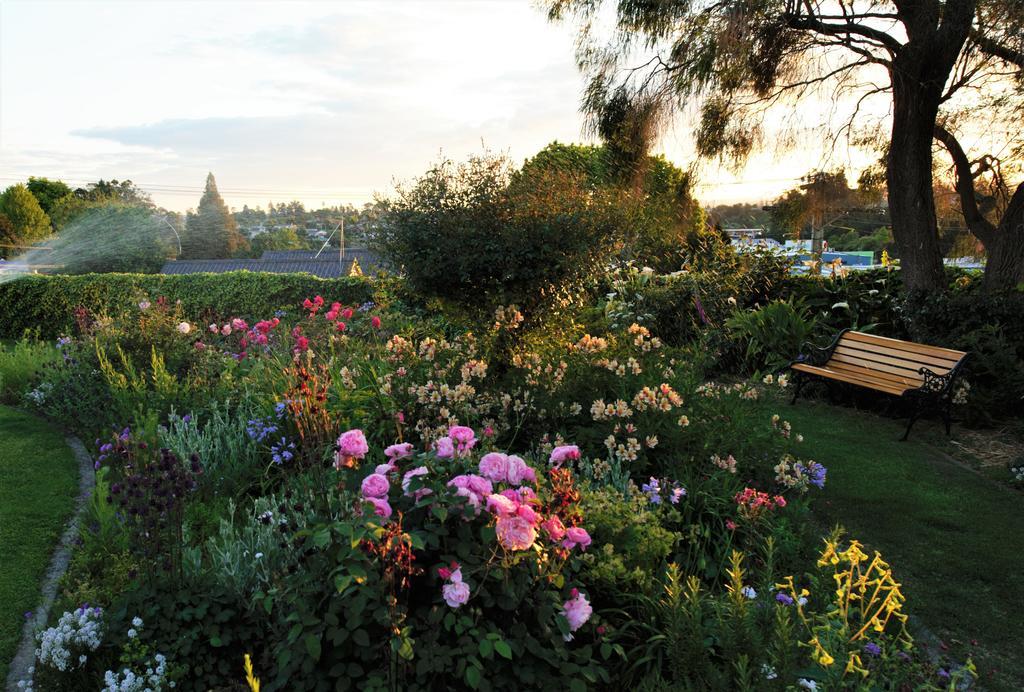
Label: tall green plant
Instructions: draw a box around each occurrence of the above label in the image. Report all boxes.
[726,300,817,372]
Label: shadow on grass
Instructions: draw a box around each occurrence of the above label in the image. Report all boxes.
[770,396,1024,690]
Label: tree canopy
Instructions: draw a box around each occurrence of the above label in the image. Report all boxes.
[547,0,1024,290]
[0,184,51,258]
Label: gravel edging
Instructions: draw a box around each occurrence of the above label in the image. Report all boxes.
[5,435,94,692]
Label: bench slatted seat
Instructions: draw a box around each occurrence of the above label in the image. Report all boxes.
[787,329,968,440]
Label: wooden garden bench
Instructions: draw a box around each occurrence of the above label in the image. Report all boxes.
[787,329,968,440]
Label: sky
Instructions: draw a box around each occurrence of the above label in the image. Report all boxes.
[0,0,879,212]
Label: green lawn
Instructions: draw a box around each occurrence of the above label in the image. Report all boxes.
[0,406,79,683]
[773,398,1024,690]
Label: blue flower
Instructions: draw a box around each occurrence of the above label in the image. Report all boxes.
[863,642,881,657]
[775,593,795,606]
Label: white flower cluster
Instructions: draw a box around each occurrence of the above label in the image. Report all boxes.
[102,653,173,691]
[34,606,104,672]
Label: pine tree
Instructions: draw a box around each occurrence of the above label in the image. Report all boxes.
[181,173,249,258]
[0,183,51,257]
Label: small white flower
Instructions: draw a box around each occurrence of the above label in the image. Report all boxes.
[798,678,818,689]
[131,616,143,628]
[127,628,137,639]
[176,321,191,334]
[255,552,264,559]
[741,586,757,599]
[761,663,778,680]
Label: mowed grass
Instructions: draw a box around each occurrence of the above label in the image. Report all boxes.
[0,406,78,682]
[770,397,1024,690]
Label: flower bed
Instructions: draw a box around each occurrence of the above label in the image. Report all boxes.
[10,293,974,690]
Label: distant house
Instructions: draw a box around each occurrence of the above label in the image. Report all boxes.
[160,248,384,278]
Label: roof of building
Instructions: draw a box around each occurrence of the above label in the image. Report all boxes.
[160,248,384,277]
[161,259,350,278]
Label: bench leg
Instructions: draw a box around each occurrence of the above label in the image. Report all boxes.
[943,400,952,436]
[790,372,805,405]
[900,411,918,441]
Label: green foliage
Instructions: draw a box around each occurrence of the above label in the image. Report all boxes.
[248,226,310,256]
[25,177,72,218]
[376,151,628,319]
[726,299,817,373]
[0,271,375,339]
[182,173,249,258]
[519,142,707,270]
[0,183,51,256]
[0,333,57,403]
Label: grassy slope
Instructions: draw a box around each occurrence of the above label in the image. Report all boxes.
[0,406,78,682]
[773,398,1024,690]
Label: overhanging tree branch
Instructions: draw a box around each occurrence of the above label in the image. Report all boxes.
[933,123,997,243]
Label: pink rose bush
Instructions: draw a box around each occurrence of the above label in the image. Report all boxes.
[329,424,596,646]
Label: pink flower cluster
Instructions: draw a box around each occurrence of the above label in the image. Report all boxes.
[360,470,392,518]
[478,452,536,485]
[560,588,593,640]
[446,474,493,512]
[734,487,787,520]
[435,425,477,458]
[439,562,470,608]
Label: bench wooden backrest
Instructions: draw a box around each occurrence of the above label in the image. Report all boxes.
[829,331,967,387]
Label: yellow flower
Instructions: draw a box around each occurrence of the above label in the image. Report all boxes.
[845,651,869,677]
[244,653,260,692]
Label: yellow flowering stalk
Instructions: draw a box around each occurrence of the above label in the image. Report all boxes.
[244,653,260,692]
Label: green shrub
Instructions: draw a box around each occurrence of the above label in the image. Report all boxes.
[375,151,628,320]
[0,271,377,339]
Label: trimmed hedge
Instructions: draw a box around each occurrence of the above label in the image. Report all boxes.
[0,272,377,338]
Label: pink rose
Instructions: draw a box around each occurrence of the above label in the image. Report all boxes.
[478,452,510,483]
[516,487,538,504]
[549,445,581,467]
[541,515,566,541]
[338,429,369,458]
[516,504,540,525]
[361,473,390,498]
[562,526,592,551]
[442,580,471,608]
[375,462,395,475]
[506,456,536,485]
[448,425,476,455]
[434,436,454,458]
[334,429,369,469]
[402,466,430,494]
[370,315,382,329]
[385,443,414,461]
[466,475,493,497]
[365,496,392,519]
[496,515,537,551]
[231,318,248,331]
[486,493,518,516]
[221,324,232,336]
[561,591,592,635]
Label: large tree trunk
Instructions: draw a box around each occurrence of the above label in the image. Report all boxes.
[885,0,976,292]
[983,184,1024,291]
[886,66,949,292]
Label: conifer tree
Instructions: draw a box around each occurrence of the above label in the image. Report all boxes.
[182,173,249,258]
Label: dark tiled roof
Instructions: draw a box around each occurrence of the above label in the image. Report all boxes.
[162,259,349,278]
[161,248,385,277]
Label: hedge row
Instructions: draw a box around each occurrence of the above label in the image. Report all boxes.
[0,272,377,339]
